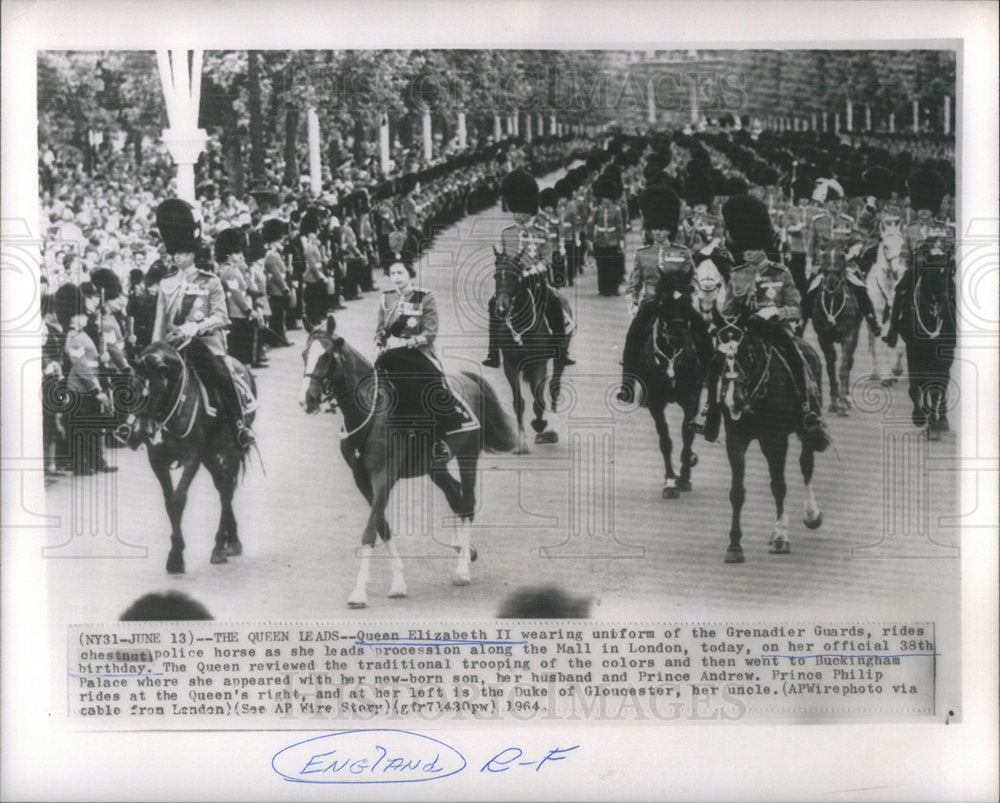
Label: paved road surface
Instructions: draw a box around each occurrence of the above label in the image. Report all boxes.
[44,180,960,633]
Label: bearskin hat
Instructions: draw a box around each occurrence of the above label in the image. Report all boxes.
[723,176,749,197]
[54,282,86,328]
[538,187,559,211]
[214,227,246,263]
[155,198,200,255]
[722,195,774,252]
[640,184,681,234]
[862,166,894,201]
[501,169,539,215]
[88,268,122,301]
[594,175,621,201]
[261,218,286,245]
[683,170,715,209]
[585,153,604,173]
[643,163,666,188]
[400,173,418,196]
[299,209,321,237]
[907,167,945,213]
[841,170,865,199]
[791,173,814,202]
[553,178,573,200]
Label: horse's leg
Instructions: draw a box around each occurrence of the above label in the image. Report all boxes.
[204,453,239,564]
[549,351,566,413]
[818,335,839,413]
[504,358,529,454]
[677,395,699,492]
[349,473,393,608]
[149,453,185,574]
[724,429,748,563]
[648,394,677,499]
[800,444,822,529]
[838,327,858,415]
[761,432,790,554]
[165,457,201,573]
[530,363,555,443]
[454,448,480,580]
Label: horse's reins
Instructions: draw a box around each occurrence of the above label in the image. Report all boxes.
[913,275,944,339]
[495,256,541,343]
[653,317,689,380]
[820,274,847,324]
[147,344,199,439]
[305,337,379,440]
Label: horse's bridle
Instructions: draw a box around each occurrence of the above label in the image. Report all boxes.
[138,346,198,439]
[494,255,541,342]
[303,334,378,440]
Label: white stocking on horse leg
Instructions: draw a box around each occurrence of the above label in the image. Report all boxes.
[386,539,407,598]
[453,519,471,586]
[348,546,372,608]
[803,481,823,529]
[769,511,790,554]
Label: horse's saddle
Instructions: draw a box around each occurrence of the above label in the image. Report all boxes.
[196,356,257,420]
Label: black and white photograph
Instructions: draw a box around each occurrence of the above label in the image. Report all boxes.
[3,1,997,801]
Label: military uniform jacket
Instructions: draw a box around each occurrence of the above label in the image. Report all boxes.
[64,327,102,394]
[537,211,564,255]
[589,203,624,249]
[500,222,554,275]
[723,260,801,323]
[680,213,725,254]
[808,212,862,273]
[153,258,231,357]
[900,218,955,271]
[559,200,581,242]
[626,242,695,307]
[377,286,440,361]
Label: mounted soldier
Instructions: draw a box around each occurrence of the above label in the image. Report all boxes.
[704,195,831,451]
[800,178,881,337]
[148,198,256,450]
[483,168,574,368]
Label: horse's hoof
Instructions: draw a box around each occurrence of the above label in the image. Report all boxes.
[803,511,823,530]
[225,540,242,557]
[769,538,791,554]
[868,373,880,382]
[166,554,185,574]
[347,601,367,609]
[724,547,745,564]
[535,430,558,444]
[676,479,692,492]
[513,446,530,455]
[388,591,407,599]
[828,403,840,413]
[661,486,679,499]
[210,550,228,565]
[892,366,904,377]
[927,427,941,442]
[836,406,849,418]
[881,377,897,387]
[453,574,471,587]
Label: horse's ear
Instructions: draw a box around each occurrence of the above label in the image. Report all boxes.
[326,314,337,335]
[492,245,501,259]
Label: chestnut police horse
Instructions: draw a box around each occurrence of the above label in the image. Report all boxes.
[299,316,518,608]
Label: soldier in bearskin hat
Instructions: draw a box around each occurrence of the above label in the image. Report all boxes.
[618,184,712,405]
[148,198,256,449]
[680,169,725,256]
[801,178,881,336]
[702,195,831,450]
[884,167,955,351]
[554,178,582,286]
[483,168,574,367]
[854,165,907,278]
[779,173,819,297]
[589,174,626,296]
[55,282,118,474]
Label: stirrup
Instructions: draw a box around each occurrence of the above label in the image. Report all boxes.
[113,423,133,445]
[802,409,824,432]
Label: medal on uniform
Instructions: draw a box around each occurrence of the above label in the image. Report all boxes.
[407,317,417,328]
[765,284,777,300]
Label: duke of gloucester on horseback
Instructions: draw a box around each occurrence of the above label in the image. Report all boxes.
[703,195,826,563]
[855,165,908,385]
[883,167,957,441]
[118,200,259,574]
[617,182,714,498]
[484,168,576,454]
[298,263,518,609]
[800,178,879,417]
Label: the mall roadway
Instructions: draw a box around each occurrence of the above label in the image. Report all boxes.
[45,180,960,635]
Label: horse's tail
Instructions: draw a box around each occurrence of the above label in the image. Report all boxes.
[460,371,518,453]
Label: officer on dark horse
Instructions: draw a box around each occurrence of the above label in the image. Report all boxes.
[883,167,956,438]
